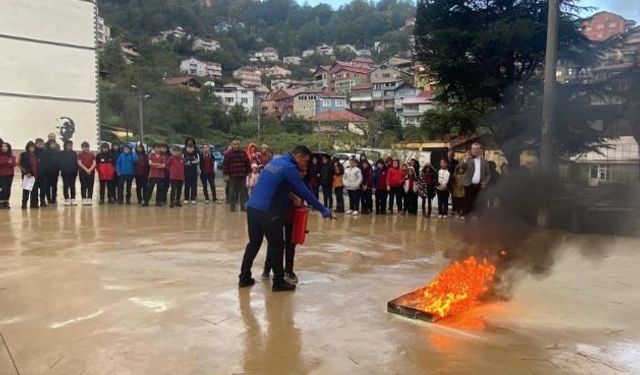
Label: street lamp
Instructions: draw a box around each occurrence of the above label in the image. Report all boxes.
[130,85,149,142]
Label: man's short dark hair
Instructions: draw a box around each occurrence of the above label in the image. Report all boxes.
[81,141,89,148]
[35,138,44,144]
[291,145,311,157]
[64,140,73,148]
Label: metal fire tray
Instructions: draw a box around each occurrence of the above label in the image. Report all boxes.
[387,287,438,323]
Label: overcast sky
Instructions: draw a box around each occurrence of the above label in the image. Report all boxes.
[298,0,639,22]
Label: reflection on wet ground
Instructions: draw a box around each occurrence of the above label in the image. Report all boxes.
[0,204,639,374]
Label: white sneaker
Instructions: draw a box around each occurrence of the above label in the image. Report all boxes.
[71,199,77,206]
[84,199,92,206]
[183,200,189,205]
[204,200,210,204]
[352,210,359,215]
[190,200,196,205]
[64,199,71,206]
[345,210,352,214]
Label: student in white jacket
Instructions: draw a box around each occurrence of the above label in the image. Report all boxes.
[343,159,363,215]
[436,158,451,218]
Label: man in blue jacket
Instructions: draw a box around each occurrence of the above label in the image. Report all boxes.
[239,145,332,292]
[116,144,138,204]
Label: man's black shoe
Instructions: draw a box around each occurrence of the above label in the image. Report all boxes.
[272,280,296,292]
[238,277,256,288]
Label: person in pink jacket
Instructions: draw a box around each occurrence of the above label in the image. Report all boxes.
[246,164,260,196]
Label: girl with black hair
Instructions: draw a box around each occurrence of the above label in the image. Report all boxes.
[19,141,39,209]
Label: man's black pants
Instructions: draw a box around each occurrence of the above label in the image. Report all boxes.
[228,177,248,210]
[321,184,332,208]
[361,188,372,213]
[375,189,387,214]
[146,178,165,205]
[184,171,198,201]
[201,173,217,201]
[118,175,134,202]
[263,222,295,275]
[135,175,148,203]
[347,189,360,212]
[79,172,94,199]
[170,180,183,203]
[240,207,286,283]
[464,184,482,216]
[61,172,77,200]
[389,186,403,212]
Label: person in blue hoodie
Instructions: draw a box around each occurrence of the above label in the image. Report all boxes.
[238,145,333,292]
[116,144,138,204]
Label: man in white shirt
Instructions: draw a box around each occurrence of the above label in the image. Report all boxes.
[462,143,491,217]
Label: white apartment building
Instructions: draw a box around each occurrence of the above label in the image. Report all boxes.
[180,57,222,78]
[316,43,334,56]
[96,15,111,48]
[212,84,255,113]
[302,49,315,58]
[233,66,262,87]
[283,56,302,65]
[152,27,189,43]
[192,37,221,53]
[253,47,279,62]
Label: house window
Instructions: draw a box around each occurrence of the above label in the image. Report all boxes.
[241,90,248,94]
[241,98,248,104]
[323,99,331,107]
[225,98,234,103]
[382,73,391,78]
[335,99,345,107]
[590,165,610,180]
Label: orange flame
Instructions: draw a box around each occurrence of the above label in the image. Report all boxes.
[400,256,496,319]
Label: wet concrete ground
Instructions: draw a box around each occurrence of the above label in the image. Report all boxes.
[1,181,639,374]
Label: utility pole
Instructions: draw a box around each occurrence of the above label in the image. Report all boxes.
[541,0,560,175]
[131,85,145,142]
[138,93,144,142]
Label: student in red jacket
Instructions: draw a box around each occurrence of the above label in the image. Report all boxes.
[96,143,116,204]
[143,143,167,207]
[0,142,16,209]
[77,141,96,205]
[386,159,404,214]
[167,146,185,208]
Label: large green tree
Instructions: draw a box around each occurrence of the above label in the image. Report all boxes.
[414,0,603,165]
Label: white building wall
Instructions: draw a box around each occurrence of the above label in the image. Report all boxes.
[0,0,99,149]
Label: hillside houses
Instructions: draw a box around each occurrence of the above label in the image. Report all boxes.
[251,47,279,62]
[263,66,291,78]
[96,15,111,48]
[180,57,222,79]
[283,56,302,65]
[192,37,221,53]
[152,27,189,43]
[212,84,255,113]
[292,89,347,119]
[233,66,262,87]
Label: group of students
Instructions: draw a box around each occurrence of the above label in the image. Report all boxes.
[0,136,221,209]
[303,146,494,219]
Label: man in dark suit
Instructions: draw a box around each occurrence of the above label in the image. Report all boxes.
[462,142,491,217]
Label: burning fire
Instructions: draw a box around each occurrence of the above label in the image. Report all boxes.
[400,256,496,319]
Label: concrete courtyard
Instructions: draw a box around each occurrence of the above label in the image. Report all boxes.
[1,195,639,374]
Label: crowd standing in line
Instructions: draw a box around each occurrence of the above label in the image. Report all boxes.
[0,136,495,220]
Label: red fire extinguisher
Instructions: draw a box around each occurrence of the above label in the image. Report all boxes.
[291,206,309,245]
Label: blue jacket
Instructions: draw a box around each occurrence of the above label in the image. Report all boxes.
[116,152,138,176]
[248,153,331,218]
